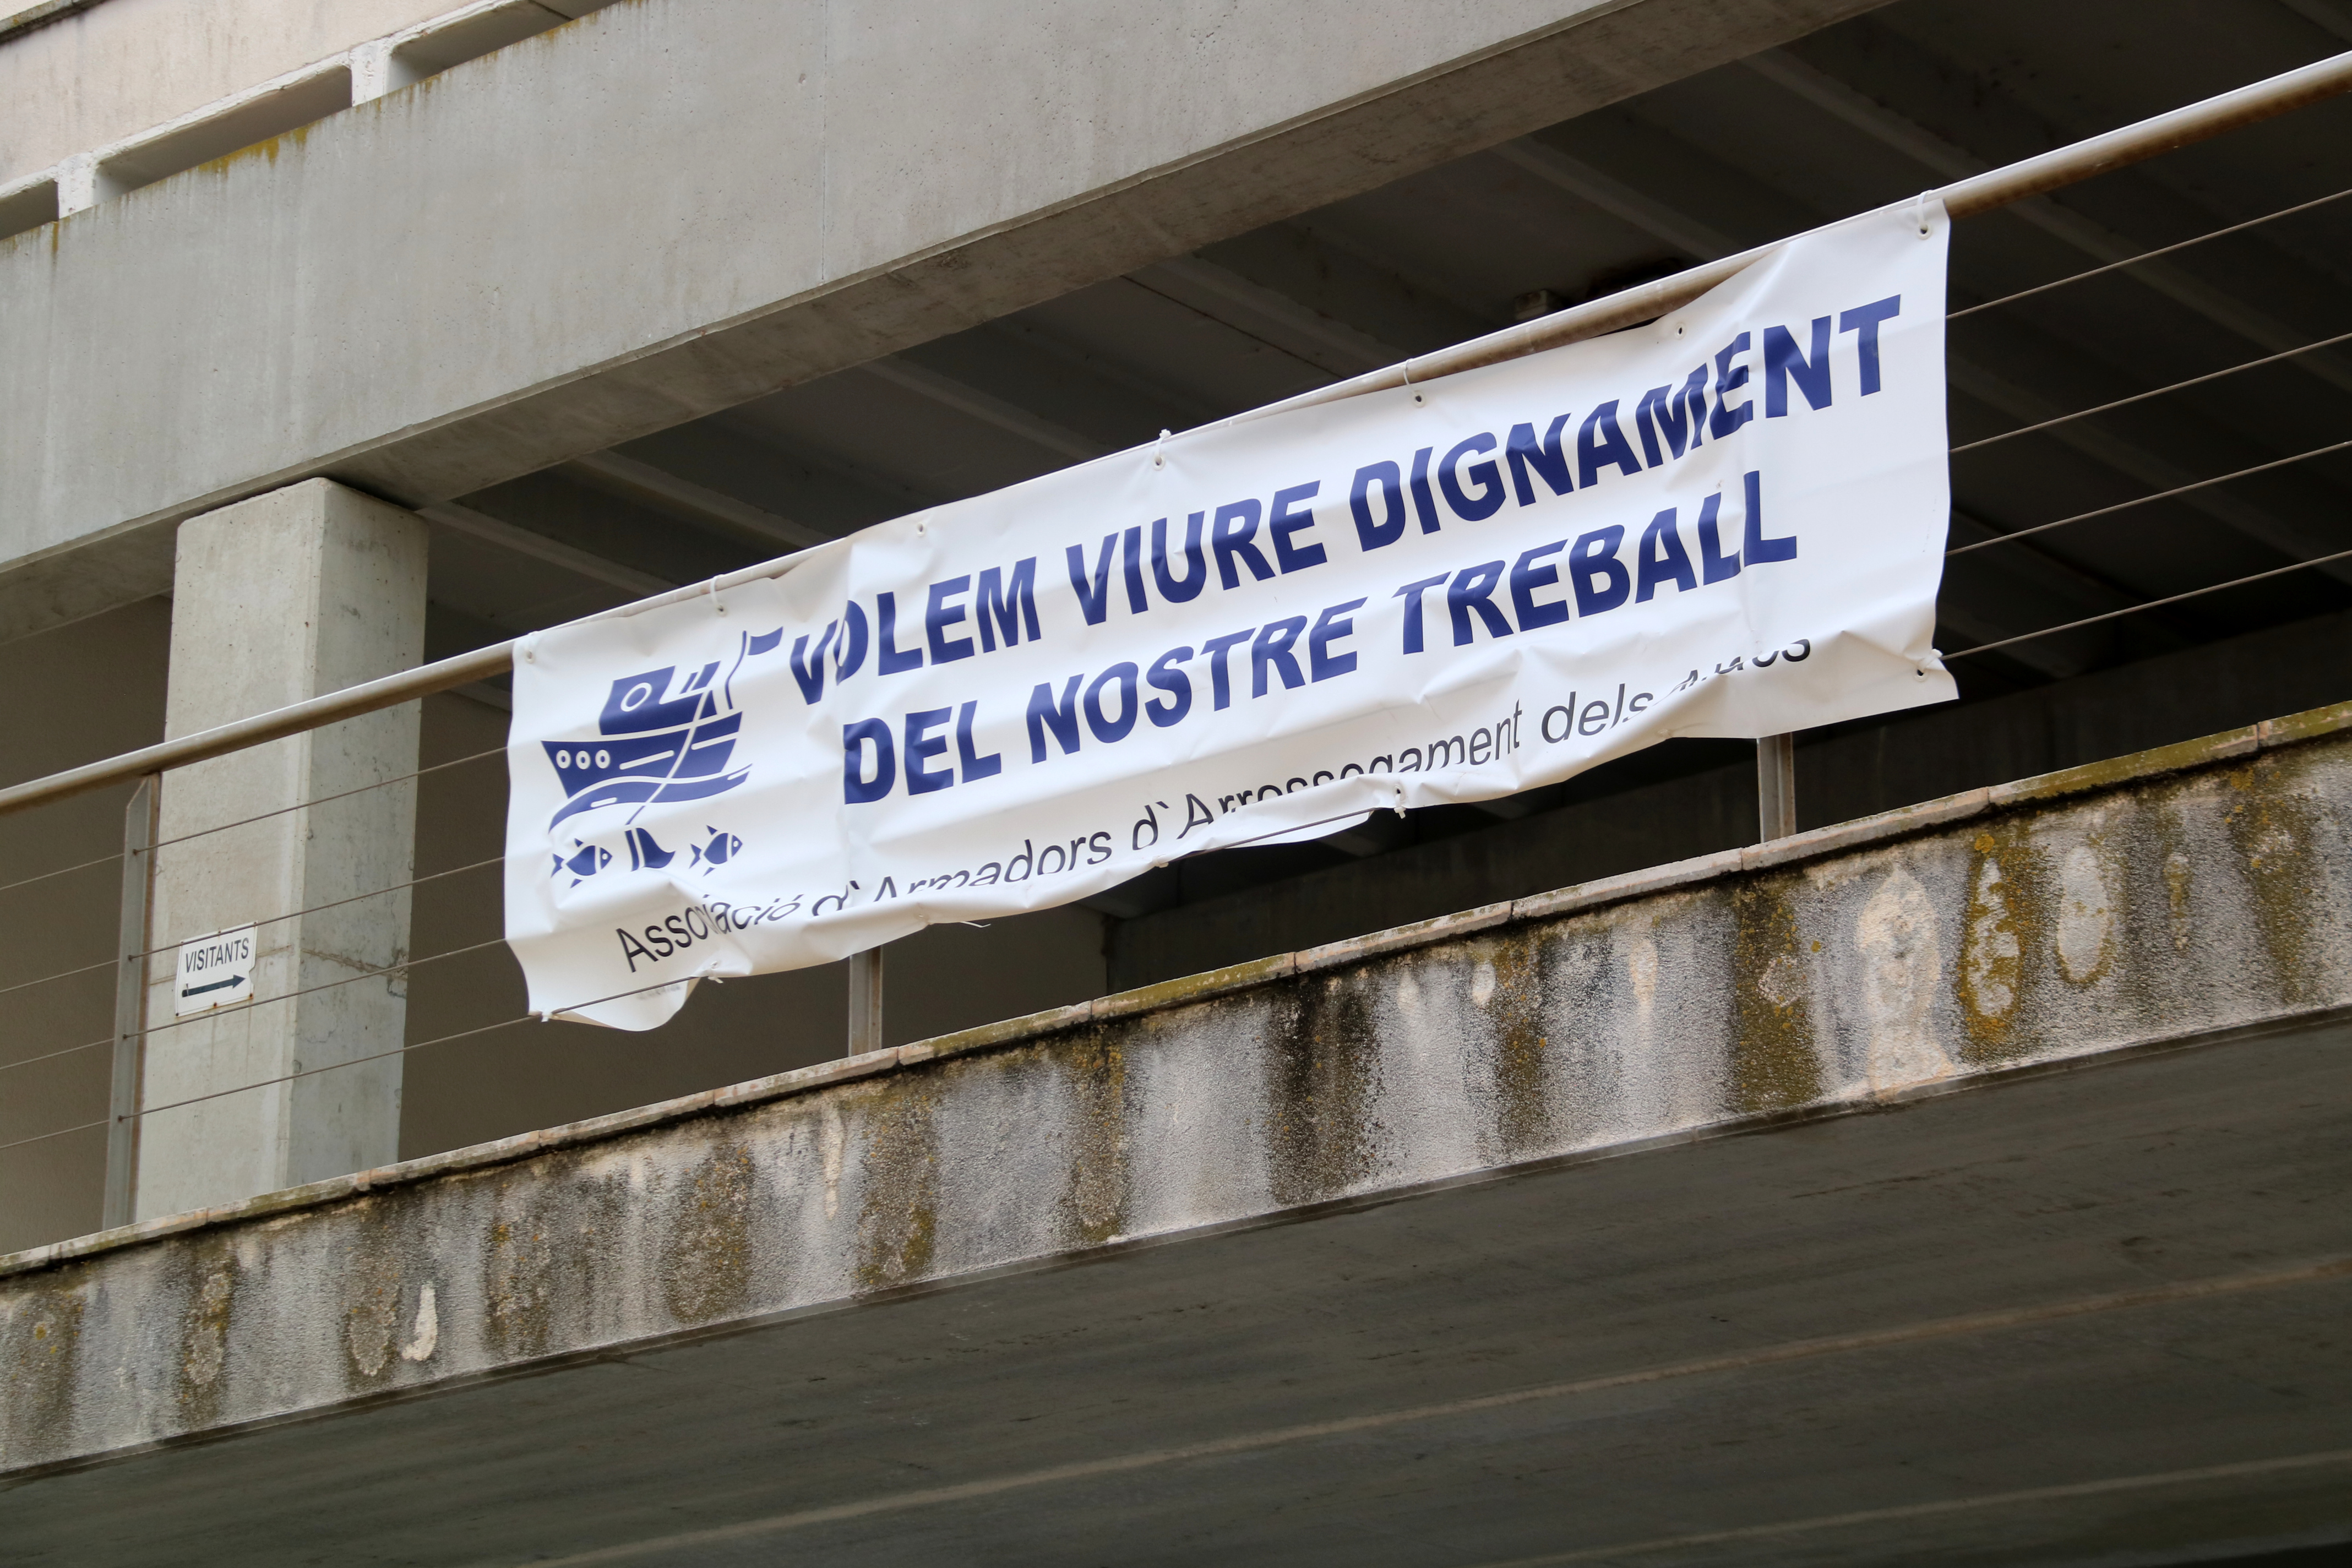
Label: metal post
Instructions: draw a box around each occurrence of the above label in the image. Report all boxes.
[1756,734,1796,843]
[847,945,884,1058]
[103,773,159,1231]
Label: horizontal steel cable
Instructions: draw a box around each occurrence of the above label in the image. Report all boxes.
[118,1014,536,1128]
[1948,183,2352,322]
[0,1033,117,1077]
[0,744,507,1016]
[0,934,515,1090]
[0,743,504,897]
[0,1013,532,1156]
[1952,328,2352,455]
[0,974,696,1155]
[0,854,508,1006]
[1946,544,2352,659]
[133,853,503,964]
[152,742,504,853]
[0,955,117,1001]
[0,850,124,899]
[1945,437,2352,557]
[129,935,512,1045]
[0,1118,108,1154]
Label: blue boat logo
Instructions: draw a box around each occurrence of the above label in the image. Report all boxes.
[541,628,785,845]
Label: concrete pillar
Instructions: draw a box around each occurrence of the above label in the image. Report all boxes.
[135,480,427,1221]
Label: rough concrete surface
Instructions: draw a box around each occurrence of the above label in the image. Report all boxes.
[1,699,2347,1530]
[0,0,1889,638]
[0,1013,2344,1565]
[138,480,427,1218]
[0,0,448,185]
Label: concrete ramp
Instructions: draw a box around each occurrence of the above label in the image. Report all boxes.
[4,706,2350,1565]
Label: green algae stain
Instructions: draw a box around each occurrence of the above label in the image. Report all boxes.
[1266,975,1381,1207]
[2221,754,2335,1008]
[1728,877,1819,1113]
[854,1082,941,1293]
[175,1250,236,1427]
[8,1285,88,1456]
[1952,824,2056,1068]
[661,1145,757,1325]
[1473,928,1552,1161]
[1059,1031,1130,1248]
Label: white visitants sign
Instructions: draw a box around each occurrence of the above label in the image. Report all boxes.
[505,205,1955,1028]
[173,924,256,1017]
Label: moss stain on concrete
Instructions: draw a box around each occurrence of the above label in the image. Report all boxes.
[4,1282,86,1459]
[175,1246,236,1427]
[1728,876,1819,1113]
[660,1144,756,1325]
[338,1206,406,1386]
[854,1081,940,1293]
[1059,1031,1130,1248]
[2222,752,2338,1008]
[481,1180,567,1363]
[1955,823,2050,1066]
[2146,793,2197,957]
[1266,973,1382,1207]
[1472,928,1552,1161]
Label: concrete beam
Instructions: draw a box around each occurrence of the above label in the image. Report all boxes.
[0,0,1891,640]
[4,698,2350,1527]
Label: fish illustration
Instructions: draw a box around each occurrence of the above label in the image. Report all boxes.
[690,827,743,873]
[552,840,612,885]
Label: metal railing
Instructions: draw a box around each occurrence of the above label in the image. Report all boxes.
[7,46,2351,825]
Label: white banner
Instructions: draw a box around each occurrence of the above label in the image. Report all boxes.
[505,205,1953,1028]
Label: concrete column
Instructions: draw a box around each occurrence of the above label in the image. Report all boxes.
[135,480,427,1221]
[1757,733,1796,842]
[848,948,884,1057]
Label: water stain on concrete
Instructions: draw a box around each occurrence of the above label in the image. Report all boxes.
[820,1100,848,1222]
[341,1219,405,1385]
[481,1182,567,1363]
[1857,866,1952,1093]
[854,1084,940,1293]
[1956,825,2050,1065]
[3,1281,86,1460]
[176,1248,236,1426]
[2054,840,2115,986]
[1471,928,1551,1161]
[1625,931,1660,1014]
[1059,1031,1130,1247]
[1957,842,2022,1048]
[1729,876,1820,1113]
[1266,971,1382,1206]
[660,1144,757,1324]
[2223,754,2337,1007]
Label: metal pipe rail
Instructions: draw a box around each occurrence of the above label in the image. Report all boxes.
[3,45,2350,821]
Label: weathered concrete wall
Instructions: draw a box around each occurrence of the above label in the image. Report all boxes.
[1112,607,2352,988]
[3,701,2348,1474]
[0,0,1887,639]
[0,0,441,187]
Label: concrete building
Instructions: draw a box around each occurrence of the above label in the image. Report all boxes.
[1,0,2349,1561]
